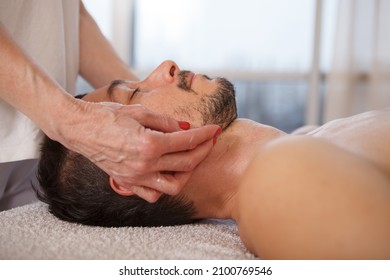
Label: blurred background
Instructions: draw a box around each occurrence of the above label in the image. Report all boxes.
[79,0,390,133]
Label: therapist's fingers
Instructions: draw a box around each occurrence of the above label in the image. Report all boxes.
[144,125,221,158]
[155,138,215,172]
[130,171,194,202]
[161,171,193,196]
[125,128,220,198]
[129,105,190,133]
[130,139,215,200]
[117,171,191,203]
[130,185,163,203]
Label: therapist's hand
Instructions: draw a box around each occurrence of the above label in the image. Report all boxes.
[59,101,221,203]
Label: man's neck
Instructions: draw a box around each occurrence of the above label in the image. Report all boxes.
[183,118,286,220]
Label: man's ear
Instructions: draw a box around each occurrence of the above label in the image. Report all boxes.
[109,177,135,196]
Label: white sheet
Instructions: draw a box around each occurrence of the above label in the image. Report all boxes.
[0,202,256,260]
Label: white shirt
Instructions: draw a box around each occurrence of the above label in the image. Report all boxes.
[0,0,80,162]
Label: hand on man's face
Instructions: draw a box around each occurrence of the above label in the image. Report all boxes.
[71,100,221,203]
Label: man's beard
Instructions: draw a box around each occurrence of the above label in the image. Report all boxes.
[177,71,237,129]
[199,77,237,129]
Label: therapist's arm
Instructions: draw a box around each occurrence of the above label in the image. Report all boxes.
[0,22,72,137]
[79,1,138,87]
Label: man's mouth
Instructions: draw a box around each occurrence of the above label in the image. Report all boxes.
[188,73,196,89]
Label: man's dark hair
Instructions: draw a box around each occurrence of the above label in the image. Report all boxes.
[36,136,197,227]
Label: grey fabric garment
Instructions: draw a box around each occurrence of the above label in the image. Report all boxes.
[0,159,40,211]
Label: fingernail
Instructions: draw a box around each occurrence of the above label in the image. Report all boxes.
[178,121,191,130]
[213,127,222,145]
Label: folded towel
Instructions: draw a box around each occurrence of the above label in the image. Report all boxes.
[0,202,255,260]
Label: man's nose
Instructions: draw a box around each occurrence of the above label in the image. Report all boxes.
[149,60,180,85]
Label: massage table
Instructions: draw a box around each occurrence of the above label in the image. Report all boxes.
[0,202,256,259]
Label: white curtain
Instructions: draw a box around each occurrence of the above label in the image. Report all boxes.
[325,0,390,121]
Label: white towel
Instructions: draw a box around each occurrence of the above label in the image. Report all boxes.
[0,202,256,260]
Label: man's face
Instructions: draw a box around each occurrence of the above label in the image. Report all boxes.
[83,60,237,128]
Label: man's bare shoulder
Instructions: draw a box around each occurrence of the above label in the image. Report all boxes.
[242,135,390,197]
[305,107,390,174]
[237,134,390,259]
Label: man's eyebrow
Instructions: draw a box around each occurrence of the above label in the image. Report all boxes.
[107,80,127,98]
[202,74,211,80]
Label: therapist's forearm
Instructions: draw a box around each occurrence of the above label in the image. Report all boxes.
[0,22,84,141]
[79,1,139,88]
